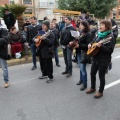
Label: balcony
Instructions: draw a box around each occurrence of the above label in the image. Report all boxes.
[39,2,55,8]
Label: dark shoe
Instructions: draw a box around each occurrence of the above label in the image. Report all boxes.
[108,62,112,70]
[66,73,72,78]
[46,78,53,83]
[56,64,60,67]
[76,80,82,85]
[80,84,87,91]
[31,66,37,70]
[105,69,108,74]
[72,59,77,63]
[94,92,103,98]
[39,75,48,79]
[86,88,96,94]
[62,71,68,75]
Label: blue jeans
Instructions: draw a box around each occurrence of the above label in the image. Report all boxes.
[30,43,37,67]
[54,47,59,65]
[63,46,73,73]
[0,58,9,83]
[77,52,87,85]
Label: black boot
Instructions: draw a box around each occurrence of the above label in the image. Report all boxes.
[80,84,87,91]
[76,80,82,85]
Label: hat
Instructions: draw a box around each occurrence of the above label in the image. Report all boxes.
[42,20,50,28]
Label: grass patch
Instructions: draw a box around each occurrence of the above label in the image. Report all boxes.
[116,37,120,44]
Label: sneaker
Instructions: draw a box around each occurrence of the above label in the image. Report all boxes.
[46,78,53,83]
[80,84,87,91]
[4,82,9,88]
[56,64,60,67]
[62,71,68,75]
[94,92,103,98]
[108,62,112,70]
[66,73,72,78]
[39,75,48,79]
[86,88,96,94]
[31,66,37,70]
[76,80,82,85]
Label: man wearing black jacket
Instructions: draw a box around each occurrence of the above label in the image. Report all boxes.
[3,9,16,31]
[34,20,55,83]
[60,16,76,77]
[50,21,60,67]
[0,28,9,88]
[27,16,42,70]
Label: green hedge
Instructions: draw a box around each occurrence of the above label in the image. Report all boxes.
[116,37,120,44]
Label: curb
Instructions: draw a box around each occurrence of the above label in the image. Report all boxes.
[7,52,63,67]
[7,44,120,67]
[115,44,120,48]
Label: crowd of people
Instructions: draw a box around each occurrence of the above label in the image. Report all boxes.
[0,9,118,99]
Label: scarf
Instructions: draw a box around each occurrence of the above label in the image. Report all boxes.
[98,31,111,39]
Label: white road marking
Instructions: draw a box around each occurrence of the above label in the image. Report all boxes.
[113,55,120,59]
[105,79,120,90]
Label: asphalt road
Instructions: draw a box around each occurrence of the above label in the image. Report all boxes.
[0,48,120,120]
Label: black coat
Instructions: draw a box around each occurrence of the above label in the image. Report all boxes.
[4,12,15,26]
[76,32,92,53]
[51,28,60,47]
[38,31,55,58]
[27,24,42,45]
[90,34,115,65]
[0,28,9,60]
[60,26,76,45]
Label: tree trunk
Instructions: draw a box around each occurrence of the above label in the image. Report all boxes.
[17,14,24,31]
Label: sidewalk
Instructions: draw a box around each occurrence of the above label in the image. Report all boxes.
[7,52,63,67]
[7,44,120,67]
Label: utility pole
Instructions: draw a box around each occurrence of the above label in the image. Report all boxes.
[33,0,36,16]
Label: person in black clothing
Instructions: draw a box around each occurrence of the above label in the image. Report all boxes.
[52,18,60,31]
[106,19,118,73]
[60,16,76,77]
[76,19,81,29]
[59,17,66,33]
[43,16,48,21]
[0,27,10,88]
[75,20,92,90]
[35,20,55,83]
[111,19,118,43]
[23,19,31,30]
[27,16,42,70]
[86,20,115,98]
[50,21,60,67]
[3,9,16,31]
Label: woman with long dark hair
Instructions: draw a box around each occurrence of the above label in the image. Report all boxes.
[75,20,92,91]
[86,20,115,98]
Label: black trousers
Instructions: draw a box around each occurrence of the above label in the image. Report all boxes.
[90,61,108,93]
[39,56,53,79]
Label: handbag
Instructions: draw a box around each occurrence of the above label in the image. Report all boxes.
[80,50,92,64]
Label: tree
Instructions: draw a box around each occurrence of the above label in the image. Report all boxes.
[9,4,27,31]
[0,4,27,31]
[58,0,117,18]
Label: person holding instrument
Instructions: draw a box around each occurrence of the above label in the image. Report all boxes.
[75,20,92,91]
[86,20,115,98]
[34,20,55,83]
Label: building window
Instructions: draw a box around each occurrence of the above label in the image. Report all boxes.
[23,0,32,4]
[40,0,48,7]
[24,9,32,14]
[113,13,116,16]
[49,0,54,7]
